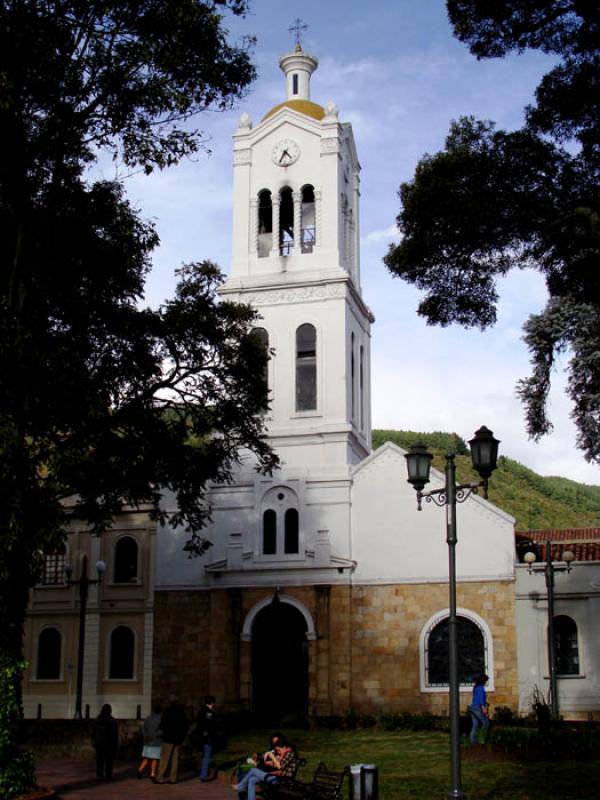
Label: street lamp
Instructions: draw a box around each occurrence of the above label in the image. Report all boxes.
[523,544,575,720]
[405,426,500,800]
[65,555,106,719]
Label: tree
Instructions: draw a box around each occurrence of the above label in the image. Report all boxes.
[384,1,600,464]
[0,2,272,793]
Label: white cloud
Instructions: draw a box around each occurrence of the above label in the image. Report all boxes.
[362,224,401,245]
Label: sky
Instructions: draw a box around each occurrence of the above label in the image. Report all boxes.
[100,0,599,487]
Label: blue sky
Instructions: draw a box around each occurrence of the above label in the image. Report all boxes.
[100,0,598,486]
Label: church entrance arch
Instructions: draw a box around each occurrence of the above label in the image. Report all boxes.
[247,598,311,722]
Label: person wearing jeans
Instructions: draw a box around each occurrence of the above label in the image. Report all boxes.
[469,673,490,745]
[197,695,217,782]
[235,767,278,800]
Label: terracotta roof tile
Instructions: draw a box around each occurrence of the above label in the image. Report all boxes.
[515,528,600,562]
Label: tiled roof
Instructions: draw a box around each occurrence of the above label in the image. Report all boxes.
[515,528,600,562]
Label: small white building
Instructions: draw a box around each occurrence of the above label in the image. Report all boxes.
[516,530,600,720]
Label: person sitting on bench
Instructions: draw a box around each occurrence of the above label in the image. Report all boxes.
[234,735,299,800]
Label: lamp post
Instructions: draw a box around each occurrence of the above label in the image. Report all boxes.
[65,555,106,719]
[523,544,575,720]
[405,426,500,800]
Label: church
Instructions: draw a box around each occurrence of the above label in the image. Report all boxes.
[27,42,600,724]
[150,43,518,720]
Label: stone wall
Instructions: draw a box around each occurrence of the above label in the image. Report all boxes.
[332,580,518,715]
[152,590,211,709]
[153,579,518,717]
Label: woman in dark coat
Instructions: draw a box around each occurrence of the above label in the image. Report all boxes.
[93,704,119,780]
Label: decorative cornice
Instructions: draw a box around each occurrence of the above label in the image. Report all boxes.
[233,148,252,165]
[320,138,339,155]
[221,276,374,323]
[231,282,346,307]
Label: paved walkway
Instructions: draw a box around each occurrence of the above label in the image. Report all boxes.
[36,759,234,799]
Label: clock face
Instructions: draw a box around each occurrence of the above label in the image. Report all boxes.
[272,139,300,167]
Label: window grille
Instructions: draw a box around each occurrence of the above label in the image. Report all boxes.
[425,616,487,687]
[554,615,580,675]
[42,549,66,585]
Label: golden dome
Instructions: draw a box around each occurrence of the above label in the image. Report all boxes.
[262,99,325,122]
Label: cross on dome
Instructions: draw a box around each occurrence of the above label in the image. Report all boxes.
[288,18,308,50]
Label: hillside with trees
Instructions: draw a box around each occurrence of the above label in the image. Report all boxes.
[372,430,600,531]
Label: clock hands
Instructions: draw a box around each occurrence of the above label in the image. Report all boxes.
[272,140,299,166]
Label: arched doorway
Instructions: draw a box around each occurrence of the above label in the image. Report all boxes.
[251,601,309,723]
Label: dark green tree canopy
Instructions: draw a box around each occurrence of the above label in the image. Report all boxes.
[385,0,600,464]
[1,2,267,789]
[1,0,255,174]
[1,0,271,652]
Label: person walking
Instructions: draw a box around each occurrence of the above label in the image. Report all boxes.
[196,695,218,782]
[469,673,490,745]
[156,694,189,784]
[93,704,118,781]
[137,703,162,781]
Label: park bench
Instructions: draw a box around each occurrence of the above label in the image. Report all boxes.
[263,761,349,800]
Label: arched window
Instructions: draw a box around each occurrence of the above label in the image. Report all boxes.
[279,187,294,255]
[36,627,62,680]
[351,333,356,422]
[359,345,365,431]
[425,616,486,687]
[114,536,138,583]
[260,487,301,557]
[284,509,299,554]
[296,324,317,411]
[554,615,579,675]
[301,185,315,253]
[263,510,277,555]
[258,190,273,258]
[292,73,299,95]
[251,327,269,409]
[109,626,135,679]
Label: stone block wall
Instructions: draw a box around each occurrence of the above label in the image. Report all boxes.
[329,580,518,715]
[152,579,518,718]
[152,590,211,709]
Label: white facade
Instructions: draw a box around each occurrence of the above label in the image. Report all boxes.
[156,46,516,602]
[516,562,600,718]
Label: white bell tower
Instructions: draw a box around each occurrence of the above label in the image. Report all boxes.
[221,43,374,471]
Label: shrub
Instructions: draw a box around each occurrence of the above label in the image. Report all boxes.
[345,711,376,730]
[316,716,344,730]
[378,711,437,732]
[490,722,600,760]
[411,712,437,731]
[493,706,519,725]
[530,686,552,733]
[0,659,35,799]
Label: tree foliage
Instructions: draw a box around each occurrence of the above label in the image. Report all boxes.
[384,1,600,464]
[1,3,267,791]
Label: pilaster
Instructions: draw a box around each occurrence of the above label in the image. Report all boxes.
[270,197,281,258]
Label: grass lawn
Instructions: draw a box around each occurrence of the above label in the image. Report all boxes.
[215,728,600,799]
